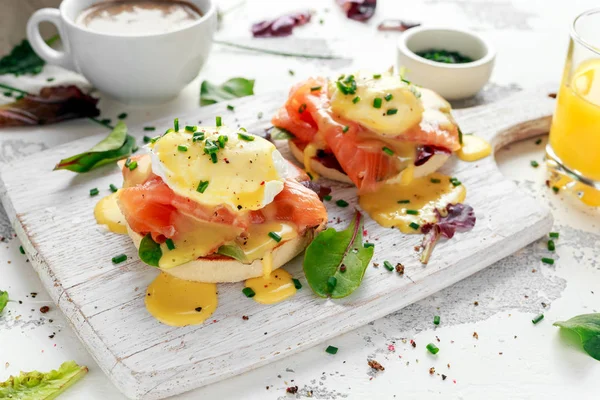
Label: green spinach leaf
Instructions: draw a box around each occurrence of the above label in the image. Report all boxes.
[0,361,87,399]
[200,77,255,106]
[303,211,374,298]
[0,36,59,76]
[0,290,8,313]
[139,234,162,267]
[269,126,295,140]
[217,244,248,263]
[54,121,136,173]
[554,313,600,361]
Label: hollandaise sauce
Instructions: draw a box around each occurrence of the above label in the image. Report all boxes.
[456,135,492,162]
[359,172,466,233]
[94,192,128,234]
[145,272,218,326]
[239,222,297,276]
[244,269,297,304]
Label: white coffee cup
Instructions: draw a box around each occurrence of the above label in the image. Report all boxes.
[27,0,217,104]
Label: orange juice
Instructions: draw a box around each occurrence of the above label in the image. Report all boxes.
[549,59,600,181]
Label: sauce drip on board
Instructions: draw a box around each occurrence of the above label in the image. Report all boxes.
[244,269,297,304]
[456,135,492,162]
[145,272,217,326]
[94,192,127,234]
[359,172,466,233]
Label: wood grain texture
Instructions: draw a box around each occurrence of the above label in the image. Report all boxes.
[0,88,555,399]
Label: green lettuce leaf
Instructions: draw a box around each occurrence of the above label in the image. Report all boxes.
[217,244,248,263]
[0,36,58,76]
[303,211,374,298]
[554,313,600,361]
[0,290,8,313]
[268,126,295,140]
[54,121,136,173]
[0,361,88,399]
[139,234,162,267]
[200,77,255,106]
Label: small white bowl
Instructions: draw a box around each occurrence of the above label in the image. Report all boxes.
[397,26,495,100]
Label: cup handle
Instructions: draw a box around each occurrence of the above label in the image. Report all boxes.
[27,8,75,71]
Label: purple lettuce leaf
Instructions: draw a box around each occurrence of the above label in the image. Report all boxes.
[251,11,312,38]
[415,145,451,166]
[420,203,476,264]
[337,0,377,22]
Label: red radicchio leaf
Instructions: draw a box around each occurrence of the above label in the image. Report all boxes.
[0,85,99,127]
[337,0,377,22]
[414,145,451,166]
[420,203,476,264]
[251,11,312,38]
[377,19,421,32]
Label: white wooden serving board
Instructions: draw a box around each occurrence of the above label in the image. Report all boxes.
[0,88,555,399]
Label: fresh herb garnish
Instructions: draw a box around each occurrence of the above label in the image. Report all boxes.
[325,345,338,354]
[417,49,474,64]
[127,160,138,171]
[450,177,462,187]
[363,242,374,248]
[200,77,255,106]
[386,108,398,115]
[373,74,381,79]
[268,231,282,242]
[554,313,600,360]
[541,257,554,265]
[373,98,382,109]
[217,135,228,148]
[434,315,441,325]
[406,209,419,215]
[112,254,127,264]
[138,234,162,267]
[384,93,393,101]
[547,240,555,251]
[177,145,188,152]
[409,222,420,230]
[216,116,222,127]
[269,126,295,140]
[323,195,332,201]
[531,160,539,168]
[197,180,209,193]
[310,86,322,91]
[109,184,118,193]
[216,244,248,263]
[383,261,394,271]
[89,188,99,196]
[242,287,256,298]
[342,125,349,133]
[143,126,156,131]
[227,104,235,111]
[19,246,25,255]
[165,238,176,250]
[458,126,464,145]
[0,36,59,76]
[173,118,179,130]
[185,125,197,132]
[0,290,8,313]
[336,199,349,207]
[298,103,307,113]
[549,232,559,239]
[430,178,441,184]
[143,136,152,143]
[54,121,136,173]
[532,314,544,324]
[352,96,361,104]
[117,112,127,120]
[426,343,440,354]
[238,132,255,141]
[382,146,394,156]
[292,278,302,289]
[303,211,374,298]
[397,200,410,204]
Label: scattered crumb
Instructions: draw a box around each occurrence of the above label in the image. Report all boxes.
[473,332,479,340]
[447,363,451,369]
[286,386,298,394]
[373,263,379,268]
[242,315,249,320]
[548,92,557,99]
[39,306,50,313]
[473,301,479,306]
[429,367,435,375]
[395,263,404,275]
[410,339,416,348]
[368,359,385,371]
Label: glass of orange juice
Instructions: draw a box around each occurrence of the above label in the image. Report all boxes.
[548,8,600,196]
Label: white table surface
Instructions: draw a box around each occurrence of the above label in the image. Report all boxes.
[1,0,599,399]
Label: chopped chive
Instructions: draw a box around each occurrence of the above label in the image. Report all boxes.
[532,314,544,324]
[409,222,420,230]
[386,108,398,115]
[352,96,361,104]
[364,242,375,248]
[383,261,394,271]
[298,103,307,113]
[292,278,302,289]
[216,116,222,127]
[173,118,179,131]
[530,160,539,168]
[325,345,338,355]
[547,240,555,251]
[118,112,128,120]
[323,195,332,201]
[433,315,441,325]
[552,186,559,193]
[109,184,118,193]
[112,254,127,264]
[164,128,175,135]
[203,139,219,153]
[165,238,175,250]
[306,172,314,181]
[143,135,152,143]
[384,93,393,101]
[382,146,394,156]
[227,104,235,111]
[217,135,228,148]
[289,69,295,76]
[257,111,263,119]
[90,188,99,196]
[336,199,349,207]
[327,276,337,292]
[373,74,381,79]
[185,125,197,132]
[535,138,542,145]
[310,86,322,91]
[426,343,439,354]
[242,287,255,298]
[19,246,25,255]
[239,127,247,132]
[193,132,205,141]
[268,231,282,242]
[549,232,559,239]
[458,127,463,145]
[406,209,419,215]
[430,178,441,184]
[128,160,138,171]
[450,177,462,187]
[401,78,411,84]
[144,126,156,131]
[541,257,554,265]
[373,97,382,109]
[3,92,11,97]
[150,136,160,143]
[197,180,209,193]
[342,125,349,133]
[238,132,255,141]
[397,200,410,204]
[100,118,111,125]
[210,152,218,163]
[47,77,55,82]
[177,145,188,152]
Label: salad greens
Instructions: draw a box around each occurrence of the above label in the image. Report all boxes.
[0,36,59,76]
[139,234,162,267]
[217,244,248,263]
[303,211,374,298]
[268,126,294,140]
[54,121,136,173]
[0,361,88,399]
[0,290,8,313]
[554,313,600,361]
[416,49,474,64]
[200,77,255,106]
